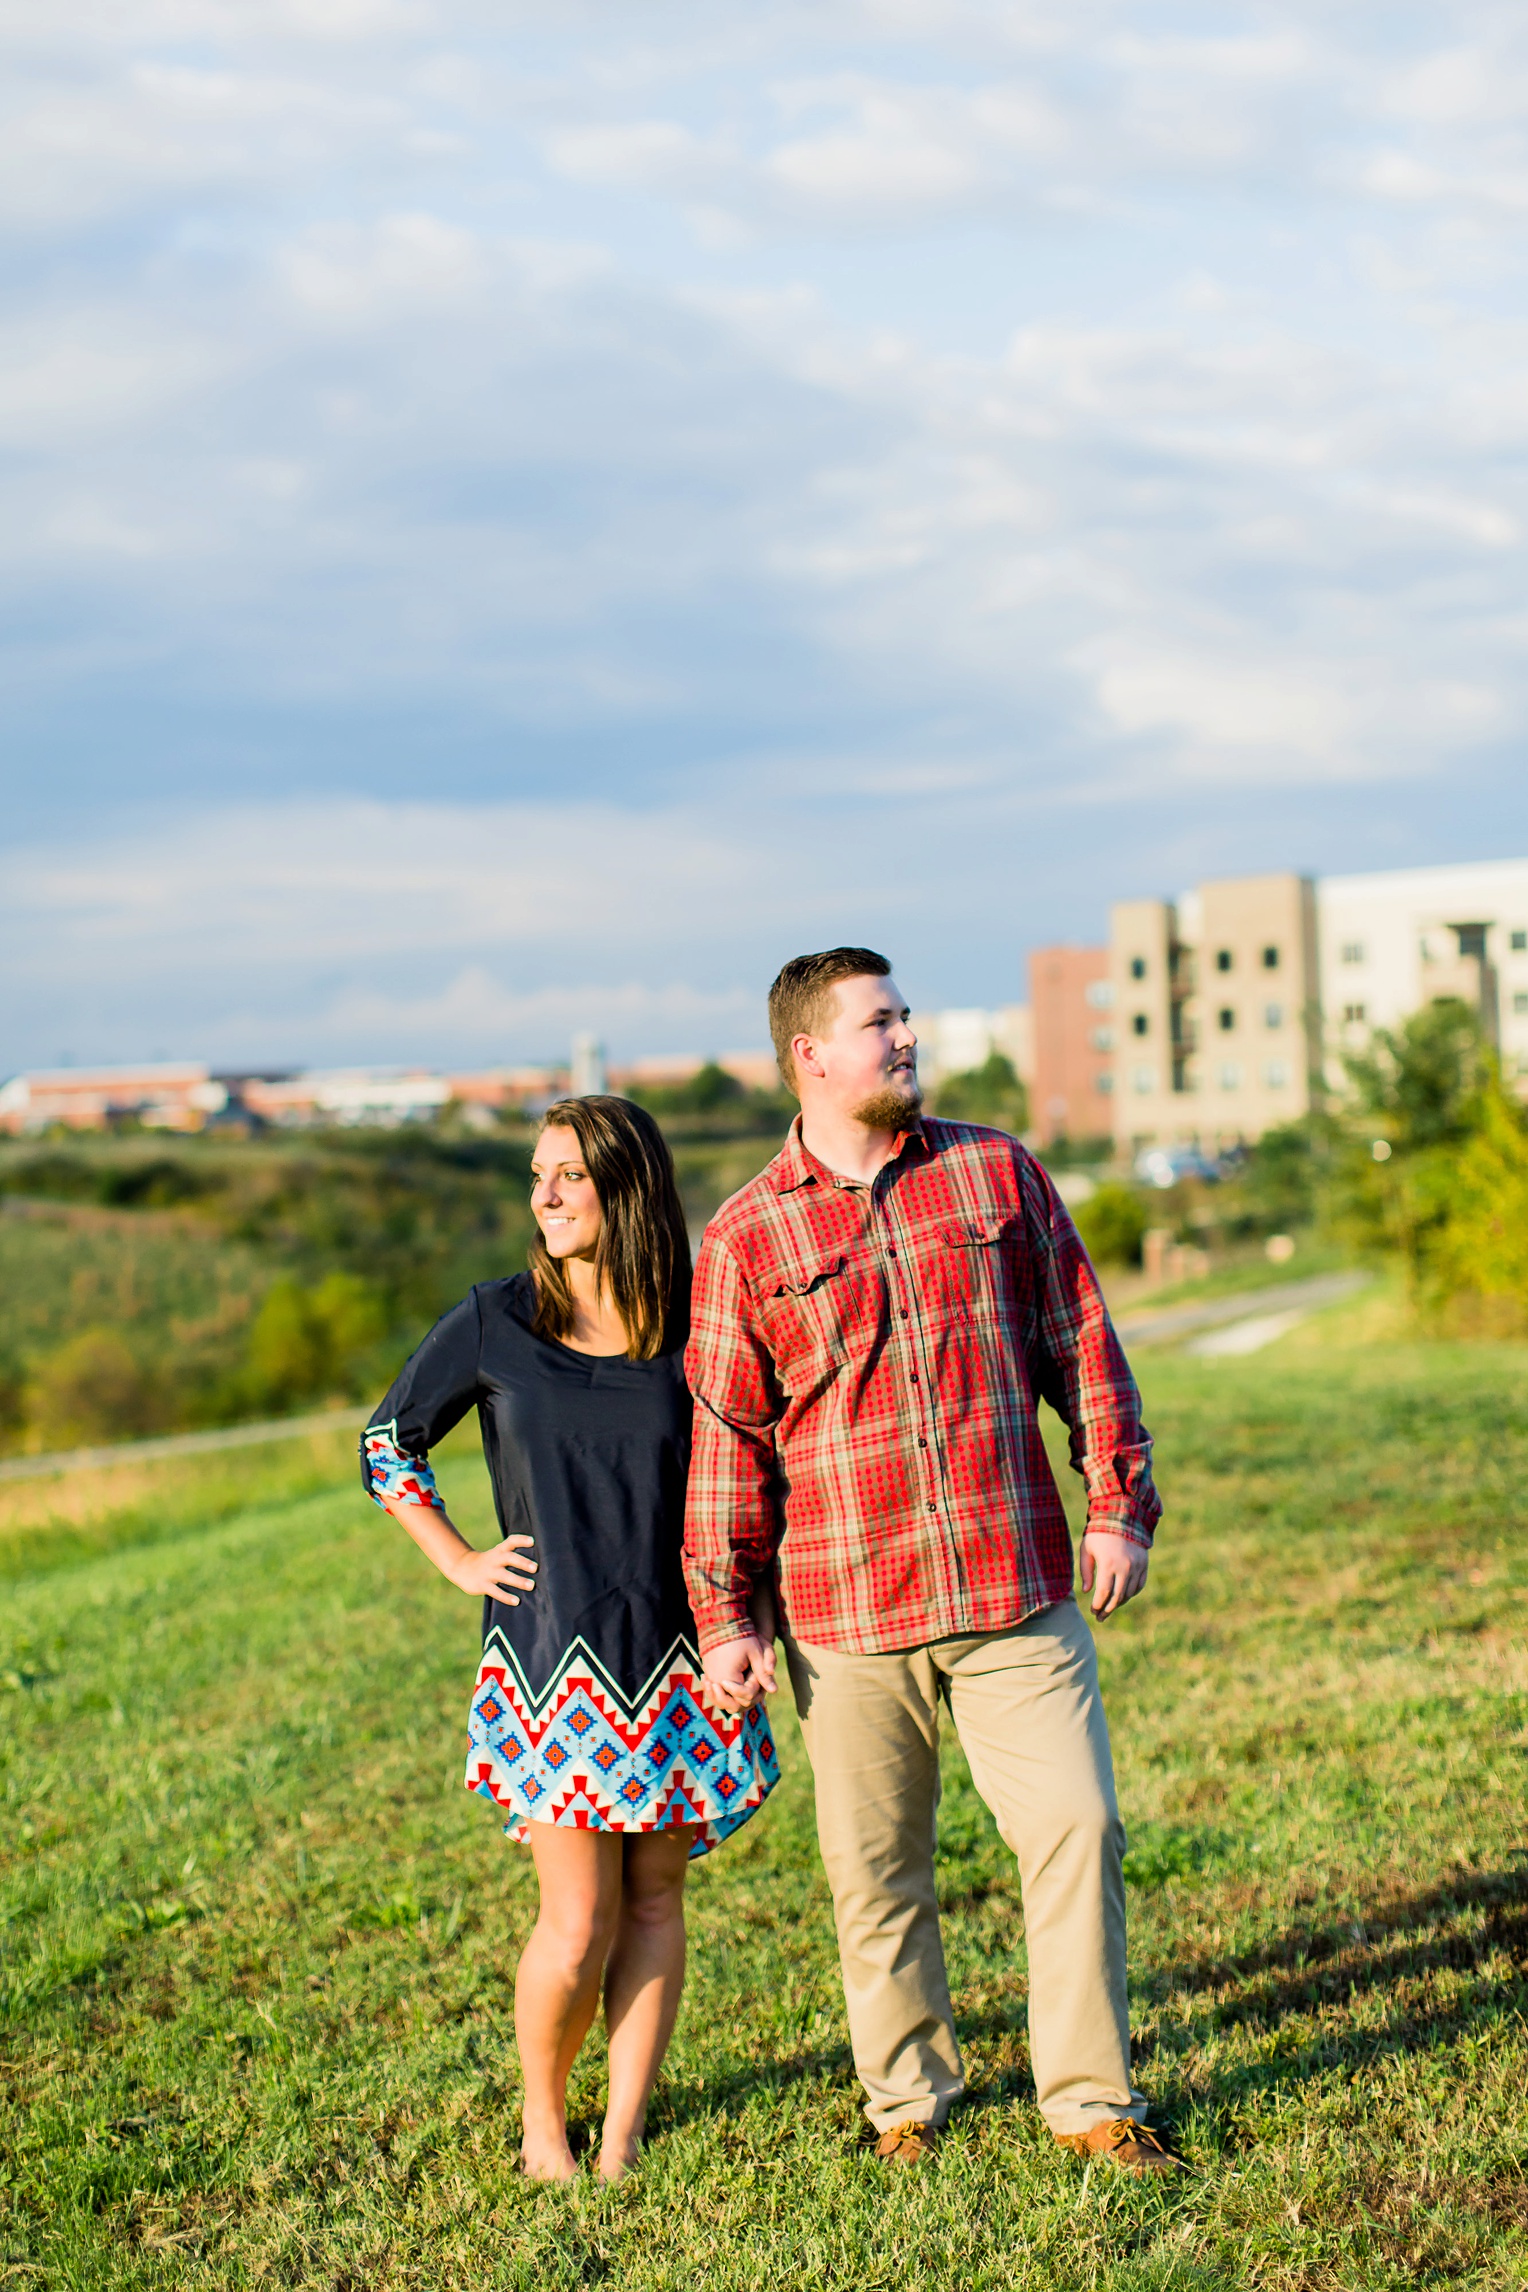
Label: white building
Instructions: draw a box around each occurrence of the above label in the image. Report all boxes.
[1318,858,1528,1092]
[908,1006,1034,1088]
[241,1069,451,1125]
[0,1063,228,1133]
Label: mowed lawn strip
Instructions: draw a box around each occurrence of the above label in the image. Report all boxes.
[2,1344,1526,2289]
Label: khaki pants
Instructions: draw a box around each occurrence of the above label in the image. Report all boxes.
[784,1597,1143,2136]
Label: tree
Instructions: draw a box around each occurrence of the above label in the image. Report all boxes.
[242,1273,388,1412]
[1073,1184,1148,1268]
[27,1328,156,1447]
[1344,997,1489,1151]
[1336,999,1491,1278]
[933,1053,1029,1136]
[1429,1086,1528,1330]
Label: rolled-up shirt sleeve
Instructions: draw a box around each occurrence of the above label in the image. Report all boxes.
[1018,1155,1161,1549]
[682,1233,785,1653]
[360,1290,483,1508]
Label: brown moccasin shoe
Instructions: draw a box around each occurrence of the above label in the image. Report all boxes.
[874,2119,939,2164]
[1056,2119,1186,2176]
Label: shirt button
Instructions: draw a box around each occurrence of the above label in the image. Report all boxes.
[927,1502,937,1513]
[887,1244,897,1256]
[900,1309,909,1320]
[918,1438,928,1449]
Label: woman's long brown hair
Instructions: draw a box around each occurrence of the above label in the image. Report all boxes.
[528,1096,691,1360]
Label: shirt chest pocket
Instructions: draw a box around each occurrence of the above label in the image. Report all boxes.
[933,1215,1019,1322]
[758,1253,868,1379]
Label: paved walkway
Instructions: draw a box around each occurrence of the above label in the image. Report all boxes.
[1115,1269,1371,1351]
[0,1406,359,1485]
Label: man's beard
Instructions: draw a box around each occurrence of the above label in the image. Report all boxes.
[852,1079,923,1131]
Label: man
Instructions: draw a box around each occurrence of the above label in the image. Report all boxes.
[682,948,1181,2173]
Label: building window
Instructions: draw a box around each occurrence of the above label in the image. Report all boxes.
[1343,1002,1367,1024]
[1085,980,1114,1009]
[1513,930,1528,953]
[1215,949,1233,973]
[1217,1007,1236,1032]
[1090,1027,1115,1051]
[1264,1060,1289,1088]
[1264,1003,1283,1029]
[1096,1071,1114,1094]
[1262,945,1280,970]
[1129,955,1147,981]
[1131,1065,1156,1094]
[1218,1062,1242,1090]
[1341,941,1364,964]
[1516,993,1528,1016]
[1131,1013,1149,1037]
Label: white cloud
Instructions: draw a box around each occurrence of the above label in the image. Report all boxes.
[315,966,757,1055]
[4,0,1528,1071]
[544,118,732,195]
[0,792,915,1063]
[8,799,780,964]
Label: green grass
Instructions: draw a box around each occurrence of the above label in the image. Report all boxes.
[0,1419,363,1585]
[2,1342,1527,2287]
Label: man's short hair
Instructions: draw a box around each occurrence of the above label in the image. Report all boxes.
[768,947,892,1094]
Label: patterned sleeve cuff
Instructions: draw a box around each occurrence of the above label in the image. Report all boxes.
[361,1424,446,1513]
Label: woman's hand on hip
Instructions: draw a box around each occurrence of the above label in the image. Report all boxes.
[448,1534,538,1604]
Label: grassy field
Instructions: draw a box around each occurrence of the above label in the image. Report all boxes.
[0,1208,271,1367]
[2,1330,1527,2289]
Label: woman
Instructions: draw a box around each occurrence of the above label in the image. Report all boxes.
[360,1096,778,2182]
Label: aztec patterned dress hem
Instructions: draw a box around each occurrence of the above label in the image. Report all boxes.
[466,1629,777,1859]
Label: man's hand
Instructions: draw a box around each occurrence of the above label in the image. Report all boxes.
[1080,1529,1149,1620]
[446,1533,538,1604]
[701,1630,778,1712]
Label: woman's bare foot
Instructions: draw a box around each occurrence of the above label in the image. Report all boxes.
[520,2125,579,2182]
[596,2127,642,2182]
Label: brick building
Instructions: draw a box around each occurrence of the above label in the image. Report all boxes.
[1027,946,1115,1145]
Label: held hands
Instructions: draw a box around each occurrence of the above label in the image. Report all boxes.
[1080,1528,1149,1620]
[447,1533,538,1605]
[701,1631,778,1713]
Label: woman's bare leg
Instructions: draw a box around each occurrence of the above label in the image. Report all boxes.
[598,1826,697,2180]
[517,1827,624,2179]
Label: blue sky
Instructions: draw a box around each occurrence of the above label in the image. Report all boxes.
[3,0,1527,1070]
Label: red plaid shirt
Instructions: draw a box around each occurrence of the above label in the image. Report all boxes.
[682,1116,1160,1656]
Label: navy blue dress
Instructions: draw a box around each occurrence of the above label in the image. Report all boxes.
[362,1273,777,1856]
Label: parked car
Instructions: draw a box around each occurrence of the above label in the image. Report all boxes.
[1133,1145,1222,1190]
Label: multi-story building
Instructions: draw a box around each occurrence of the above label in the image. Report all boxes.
[1109,857,1528,1152]
[1109,873,1322,1151]
[1028,945,1115,1145]
[0,1063,229,1134]
[1317,859,1528,1093]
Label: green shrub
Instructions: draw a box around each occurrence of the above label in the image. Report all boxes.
[26,1328,157,1448]
[933,1053,1029,1135]
[242,1273,389,1413]
[0,1349,26,1455]
[98,1157,221,1208]
[1337,1001,1494,1281]
[1073,1183,1148,1267]
[1,1153,100,1203]
[631,1061,745,1116]
[1429,1087,1528,1330]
